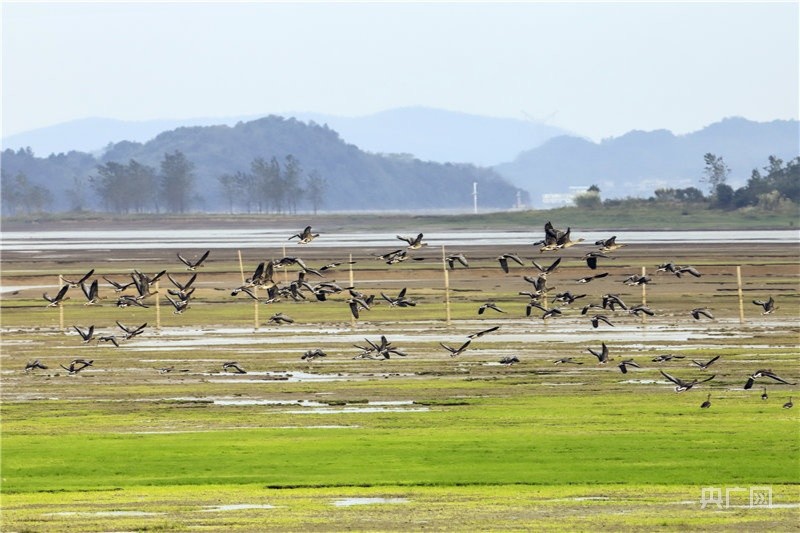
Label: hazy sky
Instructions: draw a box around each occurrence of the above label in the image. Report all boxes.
[2,1,798,141]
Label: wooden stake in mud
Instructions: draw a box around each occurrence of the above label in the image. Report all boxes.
[237,250,246,284]
[282,244,289,284]
[641,266,647,307]
[254,287,259,331]
[58,274,65,332]
[155,280,161,333]
[349,253,356,329]
[442,245,452,326]
[736,265,745,324]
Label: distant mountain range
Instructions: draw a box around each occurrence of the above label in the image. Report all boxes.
[2,107,569,167]
[2,108,797,211]
[495,117,799,206]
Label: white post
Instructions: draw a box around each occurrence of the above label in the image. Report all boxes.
[472,182,478,214]
[736,266,744,324]
[58,275,65,333]
[442,245,451,326]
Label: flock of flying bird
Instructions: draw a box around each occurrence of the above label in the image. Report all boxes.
[30,223,795,408]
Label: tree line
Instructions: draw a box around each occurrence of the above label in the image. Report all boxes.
[574,154,799,211]
[1,150,327,215]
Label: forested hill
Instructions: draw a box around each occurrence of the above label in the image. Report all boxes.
[1,116,525,213]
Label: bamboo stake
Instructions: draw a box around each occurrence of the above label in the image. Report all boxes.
[237,250,245,284]
[58,274,64,333]
[442,245,451,326]
[282,244,288,284]
[155,280,161,333]
[736,265,744,324]
[254,287,259,331]
[349,253,356,329]
[641,266,647,307]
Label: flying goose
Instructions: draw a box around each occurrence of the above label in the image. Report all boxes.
[478,302,505,314]
[752,297,777,315]
[289,226,319,244]
[691,308,714,320]
[554,227,584,250]
[116,321,147,340]
[98,335,120,347]
[651,354,685,363]
[73,325,95,343]
[166,295,190,314]
[588,342,610,364]
[62,269,95,287]
[301,349,328,361]
[167,286,195,301]
[522,274,552,295]
[596,236,624,253]
[60,359,93,374]
[80,280,100,305]
[675,266,702,278]
[43,284,70,307]
[116,295,149,308]
[499,356,520,365]
[601,294,628,311]
[554,357,583,365]
[531,257,561,276]
[439,339,472,357]
[268,312,294,325]
[103,276,135,292]
[445,253,469,270]
[628,304,655,317]
[691,355,721,370]
[396,232,427,249]
[584,251,612,270]
[553,291,586,305]
[467,325,500,339]
[576,272,609,283]
[700,393,712,409]
[168,273,197,291]
[590,314,615,328]
[24,359,48,372]
[381,287,417,307]
[177,250,210,270]
[497,253,524,273]
[623,274,651,286]
[659,370,715,392]
[346,297,370,319]
[222,361,247,374]
[618,359,641,374]
[743,369,796,390]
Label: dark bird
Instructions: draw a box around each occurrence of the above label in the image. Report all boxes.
[628,304,655,317]
[783,397,794,409]
[116,295,149,308]
[116,321,147,340]
[166,295,190,314]
[601,293,628,311]
[752,297,777,315]
[497,253,524,273]
[553,291,586,305]
[499,356,520,365]
[531,257,561,276]
[596,236,625,253]
[652,354,685,363]
[168,273,197,291]
[467,325,500,339]
[577,272,609,283]
[301,349,327,361]
[268,312,294,325]
[62,269,95,287]
[60,359,93,374]
[580,303,605,315]
[691,308,714,320]
[222,361,247,374]
[177,250,210,270]
[761,388,768,400]
[103,276,135,292]
[522,274,552,295]
[43,284,70,307]
[378,249,424,265]
[73,325,95,343]
[700,394,712,409]
[381,287,417,307]
[554,357,583,365]
[346,297,370,319]
[692,355,721,370]
[743,369,796,390]
[445,253,469,270]
[675,266,702,278]
[623,274,651,286]
[439,339,471,357]
[659,370,715,392]
[541,307,563,320]
[478,302,505,314]
[80,279,100,305]
[396,232,427,249]
[289,226,319,244]
[25,359,48,372]
[588,342,610,364]
[656,262,679,274]
[618,359,641,374]
[590,314,615,328]
[584,251,612,270]
[98,335,120,347]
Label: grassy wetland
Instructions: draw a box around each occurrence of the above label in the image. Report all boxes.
[1,215,799,531]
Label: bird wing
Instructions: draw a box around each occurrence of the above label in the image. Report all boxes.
[660,370,682,386]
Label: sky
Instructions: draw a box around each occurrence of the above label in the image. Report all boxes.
[2,1,798,142]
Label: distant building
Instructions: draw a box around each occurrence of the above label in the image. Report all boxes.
[542,186,589,207]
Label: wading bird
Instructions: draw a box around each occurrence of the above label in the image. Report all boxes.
[700,394,712,409]
[783,397,794,409]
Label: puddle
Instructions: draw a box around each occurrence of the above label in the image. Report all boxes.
[287,406,429,414]
[332,497,409,507]
[214,399,328,407]
[201,504,275,512]
[620,379,660,384]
